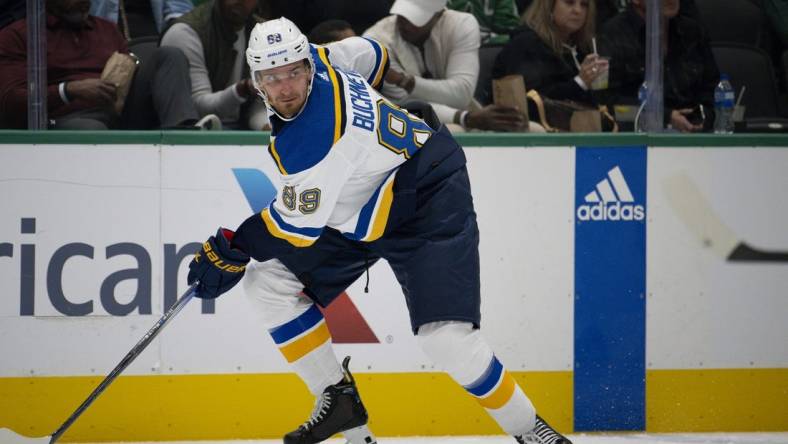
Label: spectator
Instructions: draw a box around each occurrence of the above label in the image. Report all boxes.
[517,0,620,28]
[90,0,193,39]
[597,0,719,132]
[0,0,214,129]
[365,0,525,131]
[447,0,520,45]
[520,0,698,29]
[258,0,393,37]
[493,0,608,107]
[160,0,269,130]
[308,19,355,44]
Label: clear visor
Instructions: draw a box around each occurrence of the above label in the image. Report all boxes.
[253,63,310,87]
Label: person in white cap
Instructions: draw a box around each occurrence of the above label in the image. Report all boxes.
[365,0,527,132]
[186,15,570,444]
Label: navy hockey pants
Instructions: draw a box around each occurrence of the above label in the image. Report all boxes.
[277,129,481,333]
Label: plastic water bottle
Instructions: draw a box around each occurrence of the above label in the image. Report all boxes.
[713,74,735,134]
[635,81,648,133]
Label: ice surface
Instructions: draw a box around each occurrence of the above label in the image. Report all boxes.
[76,433,788,444]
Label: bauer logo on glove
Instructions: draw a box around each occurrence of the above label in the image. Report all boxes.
[188,228,250,299]
[196,239,247,273]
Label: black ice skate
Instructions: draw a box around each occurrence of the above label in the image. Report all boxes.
[284,356,376,444]
[515,414,572,444]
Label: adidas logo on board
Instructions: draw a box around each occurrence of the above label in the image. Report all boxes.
[577,166,645,221]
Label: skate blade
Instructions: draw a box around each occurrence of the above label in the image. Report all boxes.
[342,424,377,444]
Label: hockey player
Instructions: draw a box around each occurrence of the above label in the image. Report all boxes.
[186,16,572,444]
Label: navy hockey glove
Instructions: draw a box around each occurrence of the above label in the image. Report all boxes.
[188,228,250,299]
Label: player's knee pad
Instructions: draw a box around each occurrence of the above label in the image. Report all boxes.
[243,259,310,328]
[416,321,494,386]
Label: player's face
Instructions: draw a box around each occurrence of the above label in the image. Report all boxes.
[256,61,311,118]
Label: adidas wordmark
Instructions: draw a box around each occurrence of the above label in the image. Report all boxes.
[577,166,645,221]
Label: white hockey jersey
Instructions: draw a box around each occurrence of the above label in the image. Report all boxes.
[255,37,435,253]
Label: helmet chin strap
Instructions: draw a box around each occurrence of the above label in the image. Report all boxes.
[256,58,316,122]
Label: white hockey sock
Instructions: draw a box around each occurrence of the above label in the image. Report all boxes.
[268,303,343,396]
[244,260,343,396]
[417,321,536,437]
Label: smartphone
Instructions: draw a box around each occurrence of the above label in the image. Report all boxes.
[686,104,706,126]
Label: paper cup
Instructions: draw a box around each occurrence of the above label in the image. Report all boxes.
[733,105,746,122]
[590,57,610,91]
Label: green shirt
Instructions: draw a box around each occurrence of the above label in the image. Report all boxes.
[447,0,520,44]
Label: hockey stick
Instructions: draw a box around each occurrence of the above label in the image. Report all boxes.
[664,173,788,262]
[0,282,198,443]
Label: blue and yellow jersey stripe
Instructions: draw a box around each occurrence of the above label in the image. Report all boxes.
[315,46,347,145]
[464,356,517,410]
[264,46,348,176]
[260,203,322,247]
[361,37,389,90]
[268,304,331,363]
[268,138,287,175]
[343,171,397,242]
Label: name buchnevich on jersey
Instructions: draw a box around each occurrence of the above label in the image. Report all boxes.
[345,70,376,132]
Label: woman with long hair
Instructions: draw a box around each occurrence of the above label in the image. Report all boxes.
[493,0,608,104]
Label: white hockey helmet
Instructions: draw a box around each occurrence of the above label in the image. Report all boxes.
[246,17,315,120]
